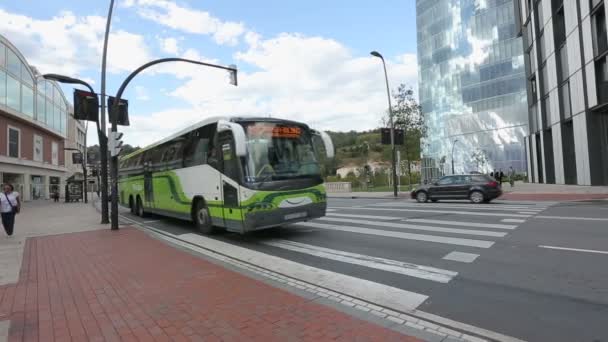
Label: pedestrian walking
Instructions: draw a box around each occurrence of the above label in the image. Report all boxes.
[509,166,516,187]
[499,169,504,186]
[0,183,21,237]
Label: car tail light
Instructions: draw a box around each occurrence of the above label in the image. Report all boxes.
[487,181,498,187]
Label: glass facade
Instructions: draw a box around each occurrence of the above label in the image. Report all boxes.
[0,39,68,136]
[416,0,529,174]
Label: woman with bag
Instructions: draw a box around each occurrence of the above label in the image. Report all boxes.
[0,183,21,237]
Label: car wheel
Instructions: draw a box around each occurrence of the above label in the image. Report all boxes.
[431,199,438,203]
[136,197,146,217]
[469,191,484,204]
[416,191,428,203]
[193,200,214,234]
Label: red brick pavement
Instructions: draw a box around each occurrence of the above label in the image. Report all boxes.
[0,228,420,342]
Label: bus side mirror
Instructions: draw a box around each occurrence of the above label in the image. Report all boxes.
[217,120,247,157]
[320,131,335,158]
[312,130,334,158]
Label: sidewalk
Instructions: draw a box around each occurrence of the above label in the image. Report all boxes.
[328,181,608,201]
[0,200,422,341]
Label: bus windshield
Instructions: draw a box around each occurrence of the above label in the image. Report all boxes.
[243,121,320,182]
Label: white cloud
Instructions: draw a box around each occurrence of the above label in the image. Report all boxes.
[159,37,179,54]
[130,0,246,45]
[163,33,418,134]
[134,85,150,101]
[0,9,152,77]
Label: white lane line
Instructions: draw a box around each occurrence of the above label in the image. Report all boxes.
[179,232,429,310]
[329,206,531,218]
[120,215,430,311]
[327,213,402,220]
[295,222,495,248]
[326,209,337,212]
[262,239,457,283]
[538,245,608,255]
[317,217,507,237]
[405,218,517,230]
[534,215,608,221]
[501,219,526,223]
[518,211,537,215]
[371,203,547,212]
[442,252,479,263]
[143,220,161,224]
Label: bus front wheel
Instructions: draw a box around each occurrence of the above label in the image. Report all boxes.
[193,200,214,234]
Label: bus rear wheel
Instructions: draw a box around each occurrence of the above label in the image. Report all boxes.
[136,197,146,217]
[193,200,214,234]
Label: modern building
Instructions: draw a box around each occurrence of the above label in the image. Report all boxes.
[0,34,82,200]
[514,0,608,185]
[416,0,529,178]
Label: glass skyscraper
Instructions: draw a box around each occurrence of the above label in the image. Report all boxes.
[416,0,528,176]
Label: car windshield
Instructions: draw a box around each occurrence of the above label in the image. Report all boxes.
[242,121,320,182]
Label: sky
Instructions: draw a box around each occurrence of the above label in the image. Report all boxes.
[1,0,419,147]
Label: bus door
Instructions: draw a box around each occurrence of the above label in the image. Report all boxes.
[143,161,155,209]
[218,131,243,232]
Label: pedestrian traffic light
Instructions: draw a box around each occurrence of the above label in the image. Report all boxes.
[228,64,238,86]
[380,128,405,145]
[73,89,99,122]
[394,129,405,145]
[107,96,130,126]
[108,131,124,157]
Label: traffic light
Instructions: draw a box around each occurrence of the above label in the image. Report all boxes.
[228,64,238,86]
[107,96,130,126]
[108,131,124,157]
[73,89,99,122]
[380,128,405,145]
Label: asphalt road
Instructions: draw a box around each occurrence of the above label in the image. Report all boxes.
[121,197,608,342]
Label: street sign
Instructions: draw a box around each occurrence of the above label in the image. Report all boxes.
[108,96,130,126]
[72,152,83,164]
[73,89,99,122]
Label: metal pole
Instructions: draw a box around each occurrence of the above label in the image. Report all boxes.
[451,139,458,175]
[379,58,398,198]
[82,121,88,203]
[100,0,115,225]
[108,57,238,230]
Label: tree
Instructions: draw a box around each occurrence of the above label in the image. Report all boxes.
[382,84,427,188]
[471,149,489,172]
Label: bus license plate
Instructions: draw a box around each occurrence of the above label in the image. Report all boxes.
[285,212,307,220]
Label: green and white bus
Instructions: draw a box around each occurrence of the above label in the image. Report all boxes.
[118,117,334,234]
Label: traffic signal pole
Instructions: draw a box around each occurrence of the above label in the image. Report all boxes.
[100,0,115,225]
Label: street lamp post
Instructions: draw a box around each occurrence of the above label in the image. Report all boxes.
[99,0,115,225]
[108,58,238,230]
[451,139,459,175]
[370,51,398,198]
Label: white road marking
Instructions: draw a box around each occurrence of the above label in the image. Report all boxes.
[405,218,517,230]
[534,215,608,221]
[442,252,479,263]
[143,220,161,224]
[119,214,524,342]
[327,213,402,220]
[262,239,457,283]
[295,222,495,248]
[329,206,531,218]
[501,219,526,223]
[518,211,537,215]
[317,217,507,237]
[371,202,547,212]
[326,209,337,212]
[174,232,428,310]
[538,245,608,255]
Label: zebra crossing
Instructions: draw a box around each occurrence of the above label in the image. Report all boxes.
[260,200,552,286]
